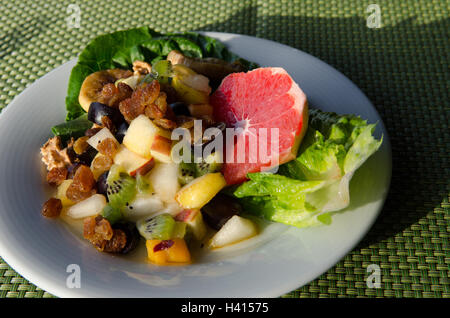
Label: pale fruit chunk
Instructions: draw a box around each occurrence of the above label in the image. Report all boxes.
[122,194,165,222]
[157,202,184,216]
[56,179,74,207]
[209,215,258,248]
[175,172,226,209]
[175,209,207,241]
[87,127,118,151]
[115,74,144,90]
[148,163,180,203]
[150,135,173,163]
[123,115,171,159]
[171,65,211,105]
[66,194,107,219]
[113,145,154,176]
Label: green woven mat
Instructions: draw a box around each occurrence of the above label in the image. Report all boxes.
[0,0,448,298]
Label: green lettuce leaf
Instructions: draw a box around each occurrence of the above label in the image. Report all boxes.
[232,109,382,228]
[65,27,257,120]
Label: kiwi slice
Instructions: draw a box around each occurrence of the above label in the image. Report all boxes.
[195,152,222,176]
[101,204,122,225]
[136,213,175,240]
[178,162,197,185]
[106,165,137,208]
[136,174,153,194]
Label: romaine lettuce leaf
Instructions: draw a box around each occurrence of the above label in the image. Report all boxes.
[65,27,257,120]
[232,109,382,228]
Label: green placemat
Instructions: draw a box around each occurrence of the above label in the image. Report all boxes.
[0,0,448,298]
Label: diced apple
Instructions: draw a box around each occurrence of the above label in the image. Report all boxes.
[56,179,74,207]
[175,172,226,209]
[150,135,173,163]
[113,145,154,176]
[66,194,107,219]
[87,127,118,151]
[175,209,207,241]
[122,194,165,222]
[123,115,171,159]
[148,163,180,203]
[209,215,258,248]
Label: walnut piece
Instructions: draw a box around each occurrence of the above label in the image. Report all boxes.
[40,136,72,171]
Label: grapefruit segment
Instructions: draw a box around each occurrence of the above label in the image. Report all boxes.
[211,67,308,185]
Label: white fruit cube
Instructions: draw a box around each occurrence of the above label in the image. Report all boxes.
[122,194,164,222]
[209,215,258,248]
[175,209,207,241]
[123,115,171,159]
[87,127,118,150]
[148,163,180,203]
[113,145,153,176]
[175,172,226,209]
[66,194,107,219]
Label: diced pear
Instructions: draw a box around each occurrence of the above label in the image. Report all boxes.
[87,127,118,151]
[209,215,258,248]
[148,163,180,203]
[122,194,165,222]
[175,172,226,209]
[56,179,74,207]
[66,194,107,219]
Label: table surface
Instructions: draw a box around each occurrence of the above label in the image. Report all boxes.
[0,0,448,298]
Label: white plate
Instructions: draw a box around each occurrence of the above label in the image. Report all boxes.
[0,32,391,297]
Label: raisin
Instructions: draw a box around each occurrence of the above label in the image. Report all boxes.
[66,185,96,203]
[85,127,102,137]
[99,83,133,109]
[144,103,165,119]
[46,167,68,186]
[72,165,95,192]
[41,198,62,218]
[104,229,127,253]
[97,138,118,158]
[119,80,160,122]
[83,216,114,252]
[101,115,116,133]
[153,118,177,130]
[91,155,113,177]
[73,136,90,155]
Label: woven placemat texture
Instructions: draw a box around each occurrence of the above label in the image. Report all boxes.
[0,0,448,298]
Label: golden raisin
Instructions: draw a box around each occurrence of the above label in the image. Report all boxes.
[97,138,118,158]
[83,216,114,252]
[153,118,177,130]
[99,82,133,108]
[73,136,90,155]
[66,185,96,203]
[46,167,68,186]
[119,80,160,122]
[85,127,102,137]
[41,198,62,218]
[91,155,113,177]
[72,165,96,192]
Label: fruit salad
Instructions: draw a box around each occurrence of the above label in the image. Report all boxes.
[39,28,382,265]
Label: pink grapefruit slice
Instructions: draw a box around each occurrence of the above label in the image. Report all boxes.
[211,67,309,185]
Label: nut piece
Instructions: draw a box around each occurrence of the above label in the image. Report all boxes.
[133,60,152,75]
[41,198,62,218]
[40,136,72,171]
